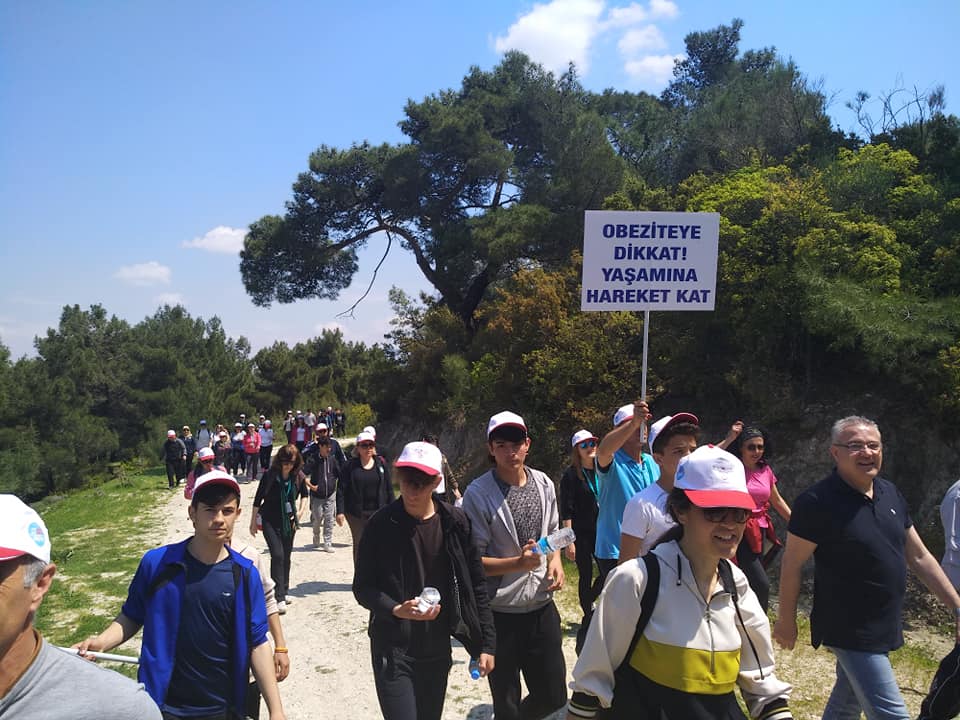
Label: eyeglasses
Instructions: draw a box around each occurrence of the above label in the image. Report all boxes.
[578,440,597,449]
[744,443,764,452]
[358,443,376,449]
[833,441,882,454]
[700,507,749,524]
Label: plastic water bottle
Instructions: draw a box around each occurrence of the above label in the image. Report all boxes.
[532,527,576,555]
[469,657,481,680]
[417,586,441,613]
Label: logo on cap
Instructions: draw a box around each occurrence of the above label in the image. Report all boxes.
[28,522,46,547]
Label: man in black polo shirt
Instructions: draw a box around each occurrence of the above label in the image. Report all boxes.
[773,415,960,720]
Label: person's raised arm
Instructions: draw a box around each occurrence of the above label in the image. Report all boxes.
[772,532,816,650]
[716,420,743,450]
[596,401,649,469]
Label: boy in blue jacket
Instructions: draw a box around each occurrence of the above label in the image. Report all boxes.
[78,470,287,720]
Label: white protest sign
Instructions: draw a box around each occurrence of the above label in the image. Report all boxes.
[581,210,720,311]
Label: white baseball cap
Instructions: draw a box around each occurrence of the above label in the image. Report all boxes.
[648,413,699,452]
[0,495,51,564]
[317,423,328,431]
[395,441,443,475]
[487,411,527,439]
[571,429,598,447]
[674,446,754,510]
[167,429,177,438]
[197,447,216,462]
[356,431,376,445]
[362,425,376,438]
[613,404,634,427]
[192,470,241,497]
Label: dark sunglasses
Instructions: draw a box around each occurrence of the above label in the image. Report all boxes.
[744,443,764,452]
[200,458,214,463]
[358,442,376,449]
[700,507,750,524]
[578,440,597,449]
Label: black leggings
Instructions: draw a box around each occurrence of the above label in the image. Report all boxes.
[371,644,451,720]
[736,538,769,612]
[573,532,600,618]
[261,521,295,602]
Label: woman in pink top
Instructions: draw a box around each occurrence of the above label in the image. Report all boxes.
[243,422,262,482]
[728,425,791,611]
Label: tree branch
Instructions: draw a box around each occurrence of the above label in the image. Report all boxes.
[335,232,393,320]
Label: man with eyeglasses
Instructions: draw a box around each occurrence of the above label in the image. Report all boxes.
[774,415,960,720]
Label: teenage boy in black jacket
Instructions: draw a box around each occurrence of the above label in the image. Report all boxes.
[353,441,496,720]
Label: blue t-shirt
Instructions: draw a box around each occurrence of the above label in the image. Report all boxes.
[594,448,659,560]
[163,552,234,715]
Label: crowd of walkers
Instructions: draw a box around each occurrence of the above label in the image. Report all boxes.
[6,402,960,720]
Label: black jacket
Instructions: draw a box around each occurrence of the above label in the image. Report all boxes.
[302,447,342,499]
[336,456,393,517]
[352,498,496,658]
[559,464,599,540]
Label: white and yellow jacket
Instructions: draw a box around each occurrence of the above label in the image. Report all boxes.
[569,539,793,719]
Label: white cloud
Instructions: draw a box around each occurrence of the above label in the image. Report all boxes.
[493,0,605,74]
[604,2,647,29]
[154,292,184,306]
[313,321,345,335]
[181,225,247,254]
[618,25,667,54]
[624,53,685,86]
[114,261,171,287]
[649,0,679,19]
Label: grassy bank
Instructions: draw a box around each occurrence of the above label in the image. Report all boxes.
[32,465,171,663]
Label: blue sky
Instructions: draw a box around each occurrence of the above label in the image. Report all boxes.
[1,0,956,360]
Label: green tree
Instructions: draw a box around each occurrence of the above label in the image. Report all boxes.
[241,52,624,331]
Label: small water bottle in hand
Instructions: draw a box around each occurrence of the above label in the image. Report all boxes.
[532,527,576,555]
[469,657,481,679]
[417,586,441,613]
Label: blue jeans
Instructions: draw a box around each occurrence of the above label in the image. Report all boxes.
[823,646,909,720]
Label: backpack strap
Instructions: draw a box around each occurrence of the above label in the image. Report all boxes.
[146,561,186,600]
[615,552,660,673]
[719,557,765,680]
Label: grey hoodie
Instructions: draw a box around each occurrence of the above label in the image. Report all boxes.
[462,467,559,614]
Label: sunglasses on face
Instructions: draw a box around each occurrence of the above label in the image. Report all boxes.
[578,440,597,449]
[745,443,764,452]
[201,458,213,464]
[358,443,376,449]
[700,507,750,524]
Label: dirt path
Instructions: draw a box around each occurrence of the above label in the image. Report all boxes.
[159,476,576,720]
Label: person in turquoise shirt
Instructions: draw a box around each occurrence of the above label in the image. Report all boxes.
[594,400,660,587]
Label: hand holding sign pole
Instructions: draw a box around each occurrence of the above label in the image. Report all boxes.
[581,210,720,410]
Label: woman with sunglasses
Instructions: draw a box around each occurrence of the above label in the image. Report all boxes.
[336,431,393,564]
[726,425,791,612]
[567,445,794,720]
[251,444,306,614]
[560,429,601,651]
[183,446,226,500]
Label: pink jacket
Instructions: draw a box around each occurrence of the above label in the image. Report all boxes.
[243,432,261,455]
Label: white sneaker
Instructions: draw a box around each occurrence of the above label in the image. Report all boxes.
[277,601,287,615]
[284,596,293,605]
[324,544,334,553]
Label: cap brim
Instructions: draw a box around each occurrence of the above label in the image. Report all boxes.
[0,547,29,562]
[487,422,527,438]
[194,477,241,495]
[683,489,755,510]
[395,461,441,476]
